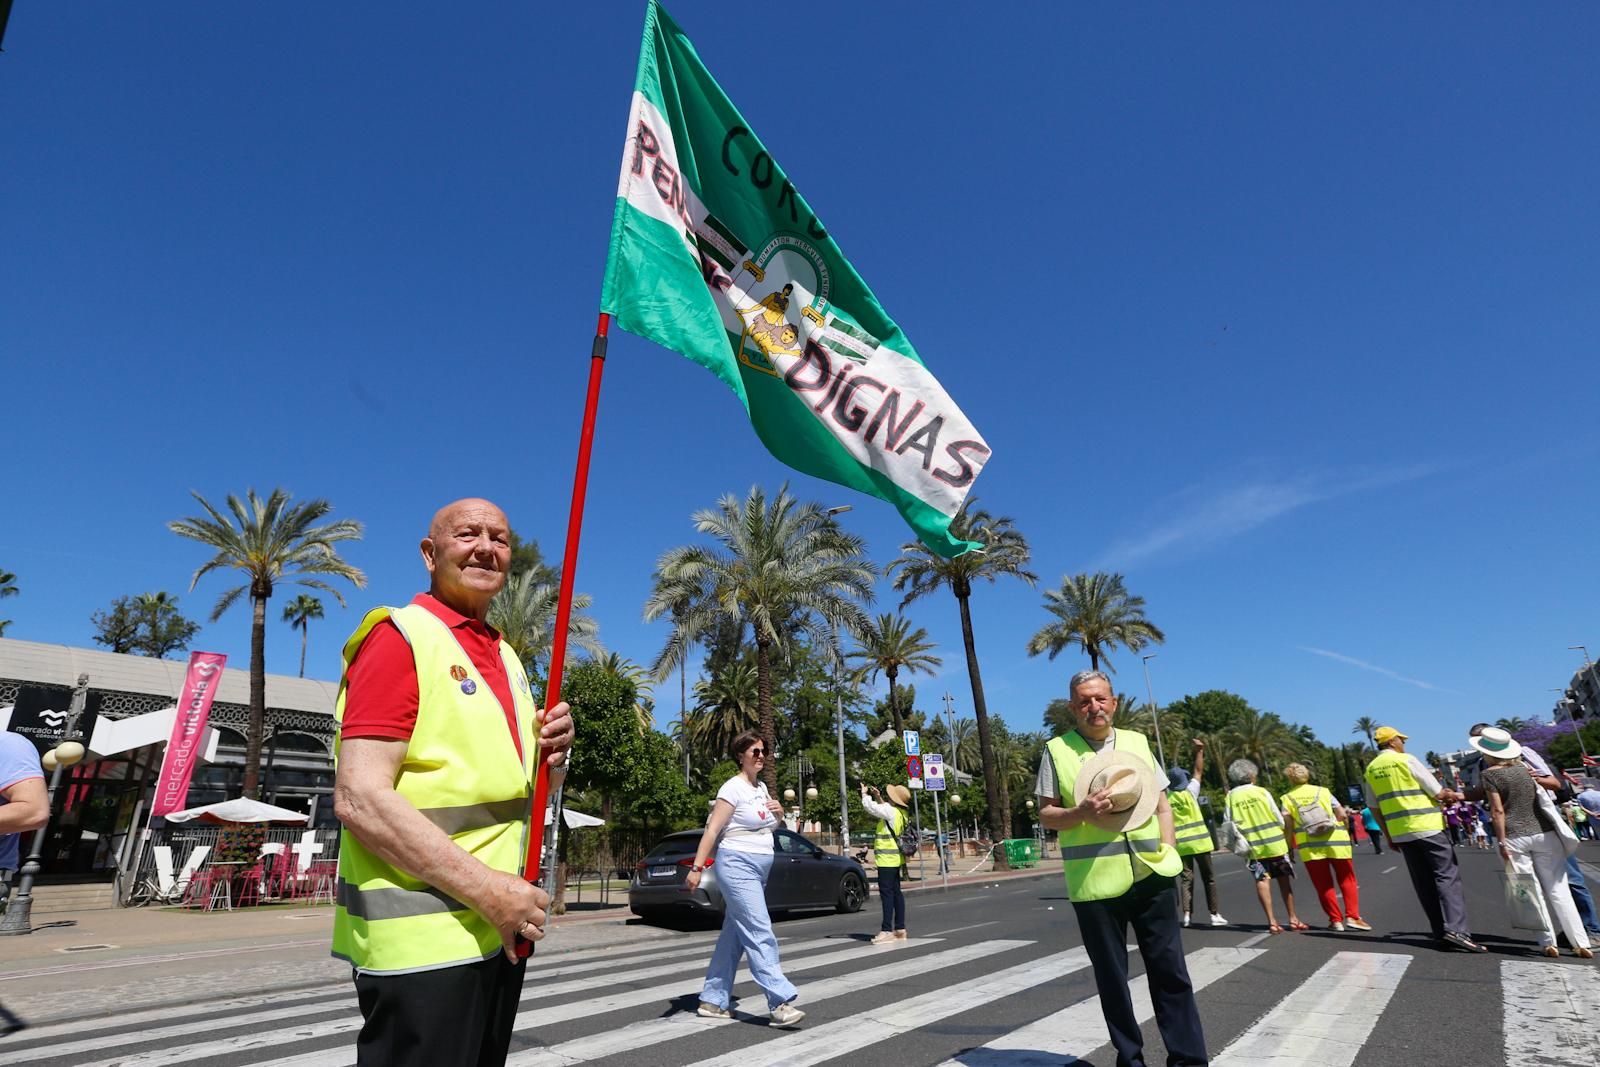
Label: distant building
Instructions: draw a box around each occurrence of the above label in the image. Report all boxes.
[0,637,338,885]
[1555,663,1600,725]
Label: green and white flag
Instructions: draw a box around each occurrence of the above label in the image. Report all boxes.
[600,0,989,558]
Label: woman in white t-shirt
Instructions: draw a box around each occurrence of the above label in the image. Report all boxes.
[685,731,805,1026]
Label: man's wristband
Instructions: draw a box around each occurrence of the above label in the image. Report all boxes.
[690,864,705,873]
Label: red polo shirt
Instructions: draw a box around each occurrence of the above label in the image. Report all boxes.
[340,593,523,760]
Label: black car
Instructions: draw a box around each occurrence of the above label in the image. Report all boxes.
[628,827,869,922]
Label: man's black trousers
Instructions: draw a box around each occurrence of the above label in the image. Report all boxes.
[1071,873,1208,1067]
[354,953,526,1067]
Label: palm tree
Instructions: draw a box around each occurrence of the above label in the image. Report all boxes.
[596,652,656,731]
[1114,694,1188,763]
[1496,717,1528,734]
[170,489,365,797]
[848,613,942,737]
[684,661,762,764]
[280,594,324,678]
[1352,716,1379,749]
[645,485,875,791]
[887,499,1036,866]
[1226,708,1301,784]
[487,570,603,679]
[0,569,16,637]
[1024,572,1164,674]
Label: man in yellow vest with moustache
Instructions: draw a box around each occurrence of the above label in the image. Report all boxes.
[333,499,575,1066]
[1037,670,1207,1067]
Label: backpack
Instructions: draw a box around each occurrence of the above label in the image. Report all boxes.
[897,815,919,860]
[1293,791,1335,836]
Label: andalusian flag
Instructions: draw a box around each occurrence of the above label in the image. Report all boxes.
[600,1,990,557]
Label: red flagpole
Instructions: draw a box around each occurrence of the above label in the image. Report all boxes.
[517,311,611,957]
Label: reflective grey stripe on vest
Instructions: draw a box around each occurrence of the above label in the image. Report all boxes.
[1059,837,1165,862]
[338,879,469,921]
[1175,826,1211,842]
[417,797,530,837]
[1237,820,1282,835]
[1374,787,1430,803]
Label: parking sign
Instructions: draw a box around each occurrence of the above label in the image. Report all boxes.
[903,730,920,756]
[907,754,923,783]
[925,754,946,791]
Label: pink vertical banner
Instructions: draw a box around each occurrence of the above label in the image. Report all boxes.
[151,651,227,817]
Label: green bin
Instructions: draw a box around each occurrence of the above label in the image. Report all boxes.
[1002,838,1039,868]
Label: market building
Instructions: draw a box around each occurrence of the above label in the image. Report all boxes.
[0,637,339,903]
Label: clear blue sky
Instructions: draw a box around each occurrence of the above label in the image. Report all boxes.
[4,4,1597,762]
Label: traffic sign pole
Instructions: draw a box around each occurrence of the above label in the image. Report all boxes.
[933,787,947,891]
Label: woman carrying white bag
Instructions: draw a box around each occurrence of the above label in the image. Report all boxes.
[1477,729,1593,959]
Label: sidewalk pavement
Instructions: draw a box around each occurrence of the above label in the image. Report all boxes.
[0,860,1053,1026]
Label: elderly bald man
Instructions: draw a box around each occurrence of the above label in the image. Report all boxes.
[333,498,574,1067]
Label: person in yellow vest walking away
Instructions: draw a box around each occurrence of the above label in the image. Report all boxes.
[1225,759,1306,933]
[1280,762,1369,932]
[1037,670,1207,1067]
[332,499,575,1067]
[1363,724,1485,953]
[1168,738,1226,928]
[862,782,912,945]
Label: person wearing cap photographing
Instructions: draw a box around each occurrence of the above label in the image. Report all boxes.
[861,782,912,945]
[1363,724,1485,953]
[1037,670,1207,1067]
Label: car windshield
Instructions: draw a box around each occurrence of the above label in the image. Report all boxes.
[642,835,699,862]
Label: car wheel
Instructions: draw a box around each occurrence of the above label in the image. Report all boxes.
[836,871,867,913]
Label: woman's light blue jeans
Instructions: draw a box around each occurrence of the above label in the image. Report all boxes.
[699,848,798,1011]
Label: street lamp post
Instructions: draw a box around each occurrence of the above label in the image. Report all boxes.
[1140,653,1169,771]
[1,673,90,936]
[823,504,852,855]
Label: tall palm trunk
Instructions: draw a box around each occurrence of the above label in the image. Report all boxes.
[298,623,308,678]
[756,638,777,791]
[957,586,1010,869]
[244,589,268,798]
[886,668,906,736]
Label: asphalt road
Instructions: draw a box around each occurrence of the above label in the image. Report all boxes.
[8,844,1600,1066]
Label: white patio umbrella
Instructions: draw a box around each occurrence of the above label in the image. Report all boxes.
[561,808,605,829]
[163,797,311,825]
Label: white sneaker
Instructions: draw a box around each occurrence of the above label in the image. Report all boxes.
[697,1002,733,1020]
[1183,912,1191,927]
[1210,914,1229,926]
[770,1001,805,1027]
[1329,921,1346,932]
[870,931,897,946]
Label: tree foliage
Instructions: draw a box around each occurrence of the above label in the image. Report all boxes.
[645,485,875,792]
[487,570,602,681]
[886,499,1036,866]
[92,592,202,658]
[0,568,16,637]
[1024,572,1165,674]
[281,593,324,678]
[169,487,365,796]
[849,613,942,736]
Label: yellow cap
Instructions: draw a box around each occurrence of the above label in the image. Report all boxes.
[1373,725,1408,746]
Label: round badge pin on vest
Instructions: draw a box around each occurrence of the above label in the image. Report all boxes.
[449,665,469,682]
[460,679,477,695]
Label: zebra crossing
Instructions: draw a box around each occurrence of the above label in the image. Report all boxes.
[8,927,1600,1066]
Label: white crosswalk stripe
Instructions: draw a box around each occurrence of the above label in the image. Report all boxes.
[693,947,1093,1067]
[1502,959,1600,1067]
[938,946,1265,1066]
[1211,950,1411,1066]
[12,931,1599,1067]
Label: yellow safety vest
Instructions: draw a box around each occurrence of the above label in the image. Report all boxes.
[1048,729,1181,902]
[873,806,908,869]
[1226,785,1288,859]
[332,604,539,975]
[1280,784,1352,860]
[1364,749,1444,839]
[1168,787,1214,857]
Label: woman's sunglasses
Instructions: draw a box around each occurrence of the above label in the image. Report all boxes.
[747,748,766,758]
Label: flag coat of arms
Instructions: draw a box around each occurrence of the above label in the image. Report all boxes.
[600,0,989,557]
